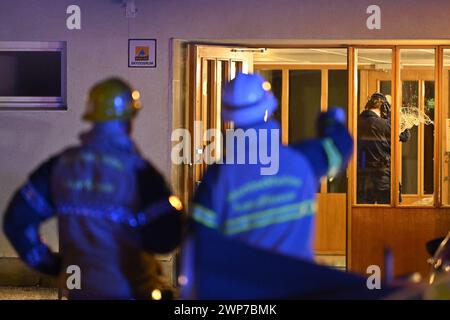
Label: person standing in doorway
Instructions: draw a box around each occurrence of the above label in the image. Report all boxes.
[357,92,410,204]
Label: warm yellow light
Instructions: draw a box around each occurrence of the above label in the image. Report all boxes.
[411,272,422,283]
[262,81,271,91]
[169,195,183,211]
[133,101,142,110]
[429,273,435,285]
[151,289,162,300]
[132,90,141,100]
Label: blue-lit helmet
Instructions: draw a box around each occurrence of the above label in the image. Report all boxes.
[83,78,141,122]
[222,73,278,127]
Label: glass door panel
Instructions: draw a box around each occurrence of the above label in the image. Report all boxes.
[356,48,393,205]
[399,48,435,206]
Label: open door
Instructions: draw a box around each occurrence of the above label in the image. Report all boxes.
[187,44,253,196]
[185,45,347,268]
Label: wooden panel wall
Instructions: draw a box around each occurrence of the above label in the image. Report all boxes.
[350,207,450,278]
[315,193,347,254]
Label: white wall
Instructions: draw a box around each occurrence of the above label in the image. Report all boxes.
[1,0,450,256]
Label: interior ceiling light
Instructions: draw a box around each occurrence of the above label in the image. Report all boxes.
[231,48,267,53]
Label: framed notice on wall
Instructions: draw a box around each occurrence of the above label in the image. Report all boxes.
[128,39,156,68]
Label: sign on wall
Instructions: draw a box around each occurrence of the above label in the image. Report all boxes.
[128,39,156,68]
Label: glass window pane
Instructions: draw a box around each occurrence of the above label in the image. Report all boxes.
[289,70,322,194]
[380,80,392,96]
[0,51,61,97]
[401,81,419,195]
[256,70,282,123]
[288,70,321,143]
[424,81,435,195]
[255,49,348,196]
[442,49,450,205]
[399,49,435,206]
[328,70,348,193]
[356,49,393,204]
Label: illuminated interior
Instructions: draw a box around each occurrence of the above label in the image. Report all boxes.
[182,45,450,271]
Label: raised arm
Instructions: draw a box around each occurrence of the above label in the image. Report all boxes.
[400,128,411,142]
[291,108,353,181]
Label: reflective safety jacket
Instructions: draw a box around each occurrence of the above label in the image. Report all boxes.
[3,128,182,299]
[191,119,352,261]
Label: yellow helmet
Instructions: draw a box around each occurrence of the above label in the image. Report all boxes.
[83,78,141,122]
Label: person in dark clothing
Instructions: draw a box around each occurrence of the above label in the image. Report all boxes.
[357,93,410,204]
[3,78,184,299]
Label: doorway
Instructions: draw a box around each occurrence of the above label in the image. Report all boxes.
[172,41,450,277]
[179,45,349,269]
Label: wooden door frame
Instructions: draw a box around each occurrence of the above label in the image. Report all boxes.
[175,41,450,272]
[187,44,254,203]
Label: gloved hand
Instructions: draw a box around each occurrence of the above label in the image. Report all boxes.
[381,102,391,119]
[317,107,346,136]
[400,128,411,142]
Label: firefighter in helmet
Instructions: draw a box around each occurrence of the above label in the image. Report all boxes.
[3,78,183,299]
[188,73,353,261]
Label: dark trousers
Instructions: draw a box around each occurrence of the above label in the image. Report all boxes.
[357,169,390,204]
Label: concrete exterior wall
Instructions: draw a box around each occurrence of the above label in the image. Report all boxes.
[1,0,450,257]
